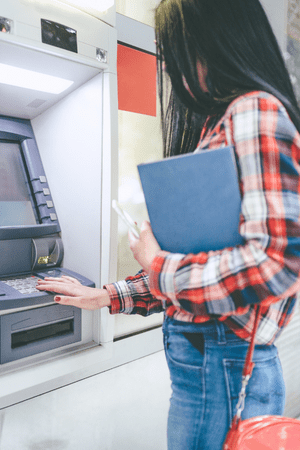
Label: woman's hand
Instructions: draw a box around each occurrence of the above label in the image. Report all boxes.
[128,221,161,273]
[36,276,111,310]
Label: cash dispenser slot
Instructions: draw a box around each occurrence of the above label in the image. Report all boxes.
[0,304,81,364]
[11,318,74,349]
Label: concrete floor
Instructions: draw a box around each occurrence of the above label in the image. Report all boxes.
[0,351,171,450]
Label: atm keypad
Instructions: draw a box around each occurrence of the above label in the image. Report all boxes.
[2,276,40,294]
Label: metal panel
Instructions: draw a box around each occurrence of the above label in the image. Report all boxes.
[116,13,155,54]
[277,300,300,418]
[0,304,81,363]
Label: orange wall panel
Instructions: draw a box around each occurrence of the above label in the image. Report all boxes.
[117,44,157,116]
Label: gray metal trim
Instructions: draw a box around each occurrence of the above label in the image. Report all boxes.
[116,13,155,54]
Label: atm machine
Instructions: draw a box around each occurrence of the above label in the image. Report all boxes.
[0,0,118,405]
[0,114,94,363]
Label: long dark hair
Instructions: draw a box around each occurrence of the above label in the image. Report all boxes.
[155,0,300,157]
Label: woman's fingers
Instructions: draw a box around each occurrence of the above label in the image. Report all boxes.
[36,278,111,310]
[128,220,161,273]
[36,276,82,294]
[36,279,80,296]
[42,276,81,285]
[54,294,106,310]
[54,295,87,308]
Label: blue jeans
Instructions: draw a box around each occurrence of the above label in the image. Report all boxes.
[163,316,285,450]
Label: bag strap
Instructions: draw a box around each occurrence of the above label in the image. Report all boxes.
[232,304,262,427]
[225,112,263,424]
[243,304,262,378]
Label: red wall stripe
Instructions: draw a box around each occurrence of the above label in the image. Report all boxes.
[117,44,157,117]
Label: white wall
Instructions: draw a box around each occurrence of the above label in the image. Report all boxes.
[116,0,160,26]
[261,0,287,52]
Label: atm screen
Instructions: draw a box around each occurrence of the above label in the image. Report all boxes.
[0,141,37,226]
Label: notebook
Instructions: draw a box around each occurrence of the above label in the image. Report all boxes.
[137,146,244,254]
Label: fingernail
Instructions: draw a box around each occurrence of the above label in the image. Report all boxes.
[55,297,61,302]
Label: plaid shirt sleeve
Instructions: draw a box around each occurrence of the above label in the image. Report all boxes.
[106,270,166,316]
[148,93,300,318]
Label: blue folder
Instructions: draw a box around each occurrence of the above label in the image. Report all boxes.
[137,146,244,254]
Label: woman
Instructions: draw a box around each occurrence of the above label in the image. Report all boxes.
[37,0,300,449]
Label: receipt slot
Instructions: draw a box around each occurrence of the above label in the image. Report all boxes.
[0,304,81,364]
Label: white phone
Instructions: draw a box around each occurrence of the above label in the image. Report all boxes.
[112,200,140,238]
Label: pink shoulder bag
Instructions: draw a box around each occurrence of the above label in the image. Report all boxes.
[223,305,300,449]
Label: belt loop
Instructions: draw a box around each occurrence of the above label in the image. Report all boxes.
[216,321,226,343]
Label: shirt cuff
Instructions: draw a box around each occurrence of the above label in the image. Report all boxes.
[149,250,185,304]
[104,280,134,315]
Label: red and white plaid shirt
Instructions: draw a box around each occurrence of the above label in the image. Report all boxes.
[105,91,300,344]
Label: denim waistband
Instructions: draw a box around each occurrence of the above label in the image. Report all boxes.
[163,315,244,344]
